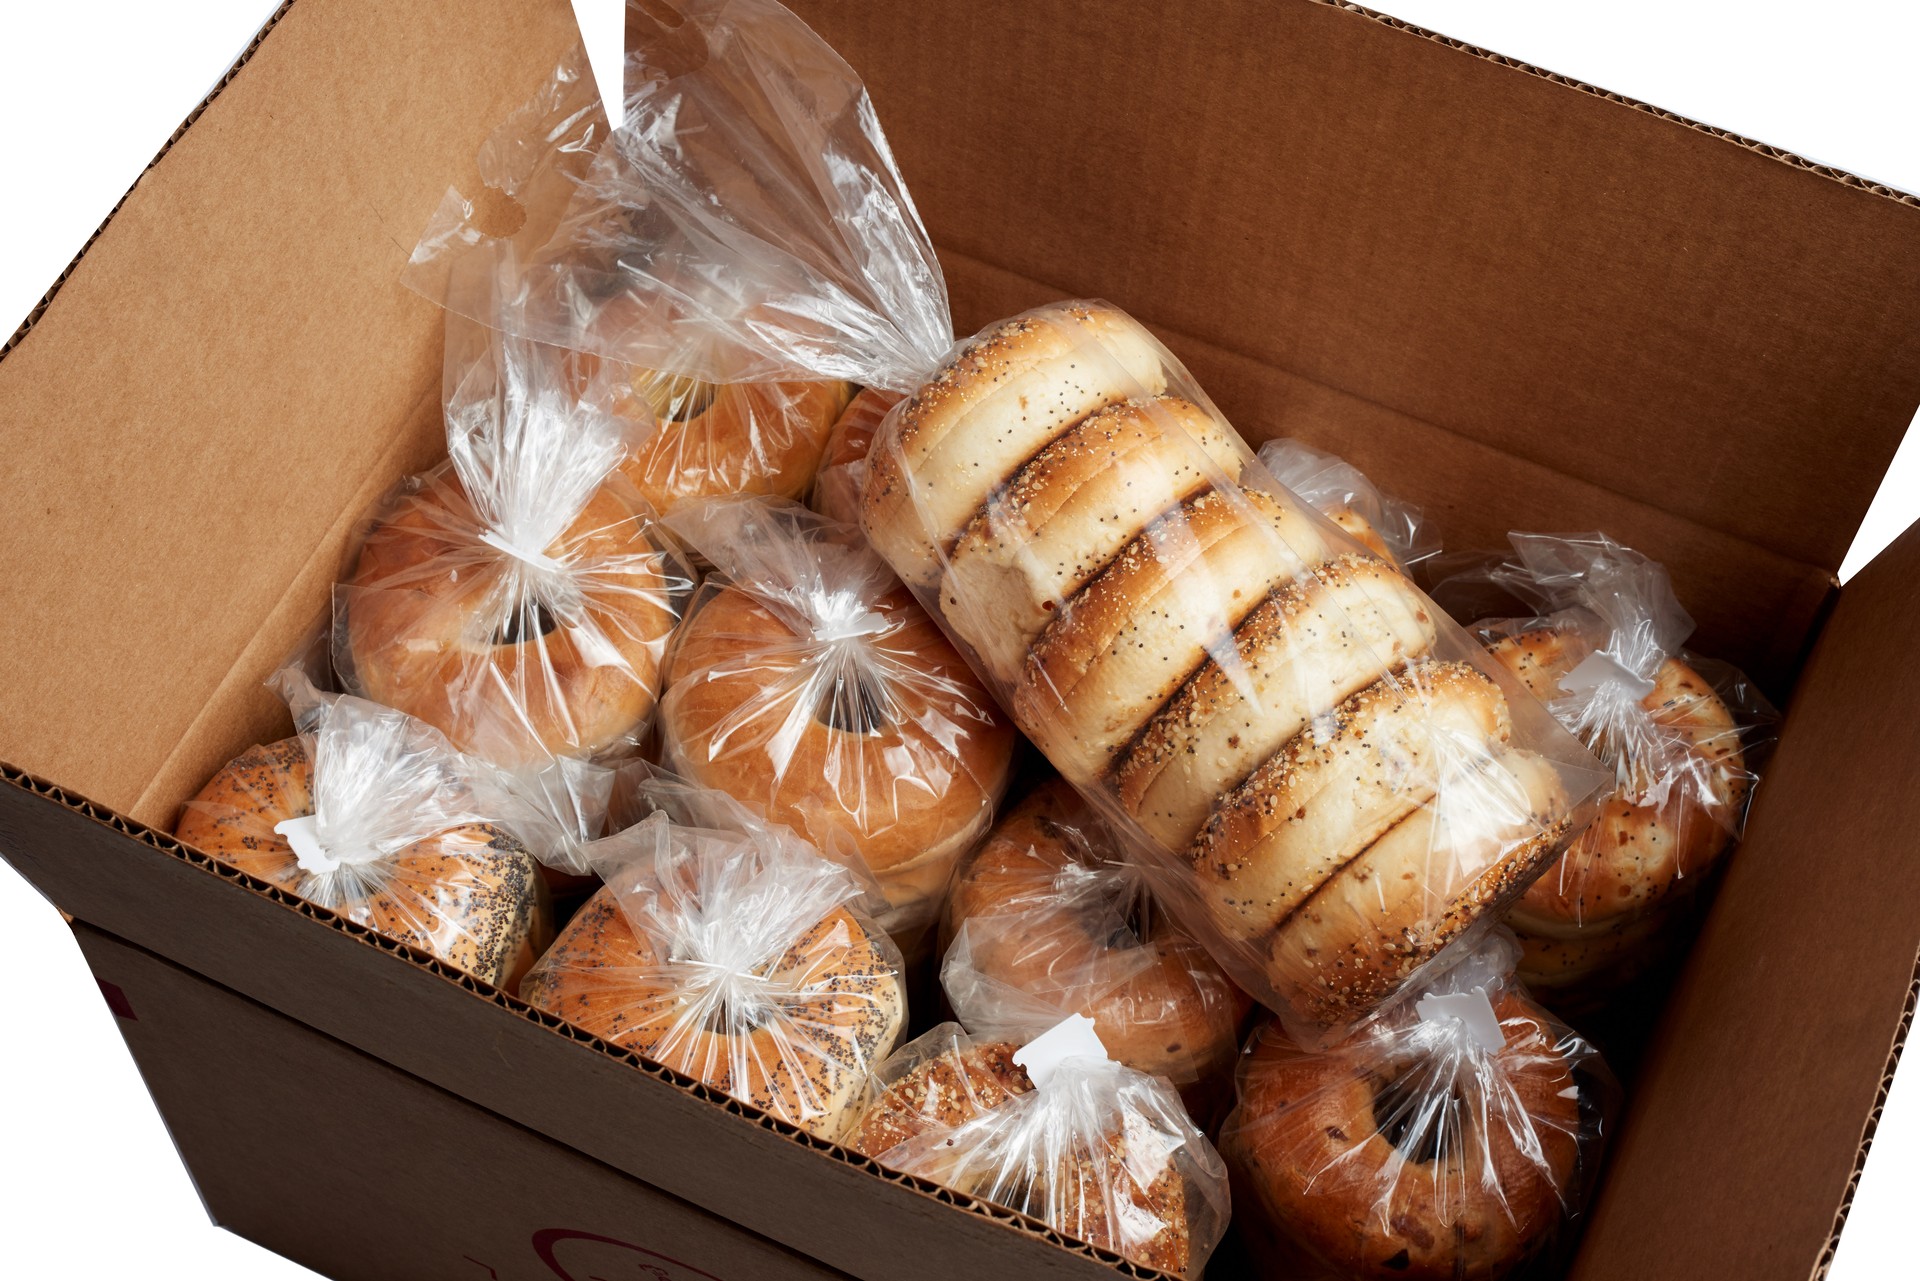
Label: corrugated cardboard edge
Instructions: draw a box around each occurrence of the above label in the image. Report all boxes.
[0,760,1177,1281]
[1317,1,1919,207]
[1815,946,1920,1279]
[0,0,297,359]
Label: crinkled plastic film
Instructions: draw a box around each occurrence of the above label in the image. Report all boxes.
[518,798,907,1141]
[941,780,1248,1089]
[1220,936,1617,1281]
[851,1022,1230,1277]
[467,0,1613,1042]
[1431,534,1777,1000]
[173,672,551,988]
[1255,437,1439,572]
[334,310,693,768]
[654,496,1015,945]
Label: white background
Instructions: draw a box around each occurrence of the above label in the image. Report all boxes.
[1,2,1916,1277]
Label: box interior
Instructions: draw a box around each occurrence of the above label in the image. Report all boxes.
[4,0,1920,1278]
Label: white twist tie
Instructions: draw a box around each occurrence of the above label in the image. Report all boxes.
[1014,1014,1111,1089]
[1416,986,1507,1053]
[1557,650,1657,702]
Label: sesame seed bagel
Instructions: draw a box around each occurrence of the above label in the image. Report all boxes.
[861,304,1167,586]
[1016,487,1331,785]
[519,885,906,1142]
[1326,507,1397,564]
[175,738,549,989]
[1189,663,1513,946]
[940,396,1244,685]
[851,1035,1032,1158]
[1116,554,1439,848]
[344,467,682,765]
[1487,630,1748,932]
[1267,750,1571,1034]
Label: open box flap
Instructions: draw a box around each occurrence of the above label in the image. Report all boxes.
[1569,518,1920,1280]
[0,0,585,827]
[791,0,1920,695]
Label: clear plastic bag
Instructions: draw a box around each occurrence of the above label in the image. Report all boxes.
[851,1021,1230,1277]
[810,386,903,527]
[174,671,551,988]
[941,779,1249,1090]
[654,496,1015,946]
[518,788,906,1141]
[334,311,693,767]
[1220,935,1617,1281]
[1429,533,1776,999]
[419,0,1607,1041]
[1255,438,1438,572]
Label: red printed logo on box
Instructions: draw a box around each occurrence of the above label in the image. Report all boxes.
[531,1228,725,1281]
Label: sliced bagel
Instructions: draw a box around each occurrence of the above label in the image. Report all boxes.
[940,396,1242,684]
[1115,554,1439,848]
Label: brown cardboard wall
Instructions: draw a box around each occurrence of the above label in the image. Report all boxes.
[1570,520,1920,1280]
[71,923,848,1281]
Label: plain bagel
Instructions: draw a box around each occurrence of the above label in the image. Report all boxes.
[1016,487,1331,785]
[939,395,1243,685]
[1115,553,1439,849]
[861,304,1167,586]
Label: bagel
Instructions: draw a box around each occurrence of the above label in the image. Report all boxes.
[1488,629,1749,935]
[175,737,549,988]
[942,781,1249,1085]
[1189,663,1513,946]
[851,1033,1032,1158]
[812,386,904,527]
[861,304,1167,585]
[520,883,906,1142]
[939,396,1244,685]
[1515,899,1677,997]
[343,465,684,765]
[1267,750,1571,1033]
[1016,487,1331,784]
[1116,554,1439,848]
[1224,996,1584,1281]
[659,578,1016,933]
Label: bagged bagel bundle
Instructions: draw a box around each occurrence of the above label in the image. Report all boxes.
[518,775,907,1141]
[1220,935,1617,1281]
[453,0,1611,1043]
[850,1017,1231,1277]
[1254,438,1438,573]
[405,32,861,518]
[334,311,693,770]
[941,779,1250,1094]
[175,670,552,989]
[654,496,1016,945]
[1431,534,1775,1002]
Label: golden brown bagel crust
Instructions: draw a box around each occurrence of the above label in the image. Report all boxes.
[1189,663,1513,946]
[345,470,678,764]
[861,304,1167,585]
[1487,631,1748,932]
[1225,997,1581,1281]
[520,884,906,1141]
[851,1039,1032,1158]
[1116,554,1439,848]
[1016,487,1330,784]
[943,781,1249,1084]
[175,738,547,988]
[812,386,904,526]
[659,581,1015,922]
[939,396,1243,685]
[1267,751,1570,1033]
[616,378,854,515]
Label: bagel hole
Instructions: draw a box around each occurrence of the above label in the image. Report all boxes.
[493,600,560,646]
[640,370,719,423]
[816,666,889,735]
[1371,1071,1461,1165]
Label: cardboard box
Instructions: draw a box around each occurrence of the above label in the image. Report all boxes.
[4,1,1918,1277]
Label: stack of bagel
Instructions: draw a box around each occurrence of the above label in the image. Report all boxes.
[860,301,1577,1032]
